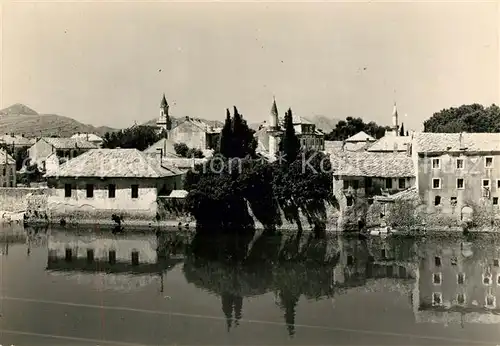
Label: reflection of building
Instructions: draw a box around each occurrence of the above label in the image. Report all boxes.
[414,239,500,324]
[46,231,182,292]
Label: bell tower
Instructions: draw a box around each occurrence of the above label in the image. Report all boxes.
[157,93,172,133]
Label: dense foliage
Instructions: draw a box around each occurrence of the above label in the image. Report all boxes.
[424,104,500,133]
[0,144,29,170]
[185,106,333,238]
[324,116,391,141]
[174,143,204,158]
[102,125,164,151]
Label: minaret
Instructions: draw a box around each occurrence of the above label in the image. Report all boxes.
[157,93,172,133]
[267,97,283,161]
[392,102,399,137]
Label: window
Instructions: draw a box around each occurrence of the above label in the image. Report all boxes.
[435,256,441,266]
[457,178,464,189]
[2,167,5,176]
[433,273,442,285]
[9,182,13,187]
[485,157,493,168]
[343,180,349,190]
[87,249,94,263]
[352,180,359,190]
[450,197,457,207]
[385,178,393,189]
[494,259,499,267]
[483,179,490,188]
[494,197,499,205]
[108,184,116,198]
[64,184,72,198]
[483,273,492,285]
[432,158,440,169]
[432,178,441,189]
[131,185,139,199]
[86,184,94,198]
[381,249,387,259]
[432,292,442,306]
[346,196,354,207]
[457,293,466,305]
[65,248,72,262]
[456,158,464,169]
[131,250,139,266]
[457,273,465,285]
[347,255,354,266]
[434,196,441,206]
[498,180,500,189]
[485,295,496,308]
[398,178,405,189]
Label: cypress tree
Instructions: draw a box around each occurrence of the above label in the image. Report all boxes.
[280,108,300,162]
[399,122,405,136]
[218,109,233,157]
[231,106,256,158]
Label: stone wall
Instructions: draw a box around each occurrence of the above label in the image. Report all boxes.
[0,187,53,212]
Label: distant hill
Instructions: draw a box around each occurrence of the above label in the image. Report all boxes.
[0,103,38,116]
[0,104,118,137]
[249,115,339,133]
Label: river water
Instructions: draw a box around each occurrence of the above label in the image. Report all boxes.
[0,225,499,345]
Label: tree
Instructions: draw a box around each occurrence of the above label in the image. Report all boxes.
[231,106,257,158]
[279,108,300,162]
[0,144,29,170]
[218,109,233,157]
[325,117,390,141]
[102,126,162,151]
[424,104,500,133]
[399,123,405,136]
[174,143,189,157]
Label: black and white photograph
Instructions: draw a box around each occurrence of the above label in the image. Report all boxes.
[0,1,499,345]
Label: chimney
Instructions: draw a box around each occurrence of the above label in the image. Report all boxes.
[406,143,412,156]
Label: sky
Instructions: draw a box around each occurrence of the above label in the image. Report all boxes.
[1,1,499,131]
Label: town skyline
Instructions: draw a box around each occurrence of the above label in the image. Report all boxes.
[2,1,498,131]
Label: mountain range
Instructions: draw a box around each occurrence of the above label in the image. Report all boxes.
[0,103,337,138]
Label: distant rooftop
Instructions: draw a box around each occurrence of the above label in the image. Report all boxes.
[329,151,415,177]
[40,137,98,150]
[414,132,500,153]
[345,131,376,143]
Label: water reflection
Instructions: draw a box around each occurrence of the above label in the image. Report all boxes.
[3,226,500,342]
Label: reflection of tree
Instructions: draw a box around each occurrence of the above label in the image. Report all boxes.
[182,232,340,335]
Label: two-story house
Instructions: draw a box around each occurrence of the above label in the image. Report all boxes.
[329,150,415,230]
[413,132,500,223]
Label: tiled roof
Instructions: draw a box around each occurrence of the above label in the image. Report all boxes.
[47,149,184,178]
[177,117,222,133]
[143,138,178,156]
[374,186,418,202]
[0,134,35,147]
[414,132,500,153]
[324,141,371,154]
[367,135,411,152]
[345,131,375,143]
[41,137,98,150]
[70,133,103,142]
[0,149,15,165]
[329,151,415,177]
[324,141,344,153]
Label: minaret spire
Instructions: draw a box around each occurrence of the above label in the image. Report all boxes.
[270,96,279,129]
[392,102,399,137]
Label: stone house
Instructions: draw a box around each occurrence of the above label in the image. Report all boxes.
[256,99,325,160]
[0,133,35,149]
[414,238,500,324]
[44,148,185,222]
[28,137,98,170]
[329,150,416,230]
[0,148,16,187]
[70,133,104,148]
[413,132,500,224]
[169,117,221,152]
